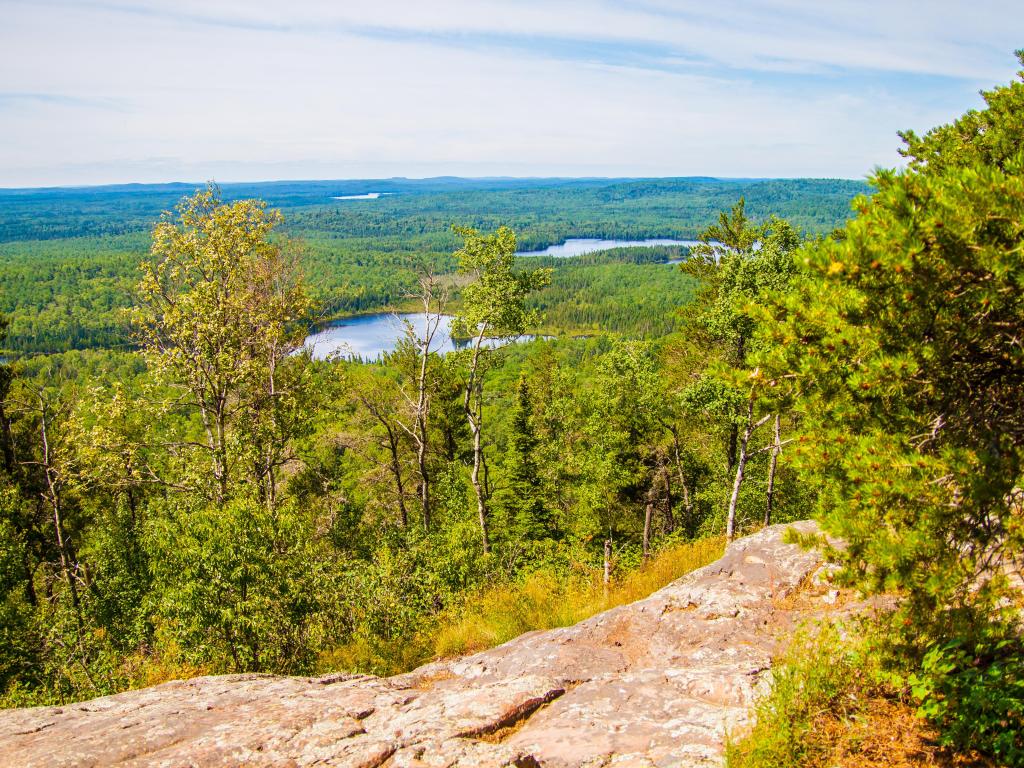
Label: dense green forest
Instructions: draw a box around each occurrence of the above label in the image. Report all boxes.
[0,191,813,706]
[1,58,1023,768]
[0,177,864,353]
[0,176,866,244]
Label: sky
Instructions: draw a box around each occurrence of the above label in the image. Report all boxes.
[1,0,1022,188]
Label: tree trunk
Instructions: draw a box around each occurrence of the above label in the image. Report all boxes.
[397,275,445,532]
[726,399,770,540]
[726,422,739,477]
[764,413,781,527]
[464,331,491,554]
[385,424,408,528]
[215,401,229,503]
[0,400,15,473]
[643,501,653,560]
[643,466,661,559]
[469,383,490,554]
[659,452,675,534]
[669,427,693,528]
[416,333,432,529]
[363,392,411,528]
[603,538,612,593]
[39,407,83,633]
[264,350,279,514]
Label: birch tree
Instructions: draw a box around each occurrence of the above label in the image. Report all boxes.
[134,185,312,505]
[394,269,447,530]
[452,226,550,554]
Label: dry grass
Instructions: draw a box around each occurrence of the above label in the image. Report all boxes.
[318,632,434,679]
[118,639,211,689]
[410,669,456,690]
[431,536,725,659]
[726,624,999,768]
[805,695,997,768]
[318,536,725,678]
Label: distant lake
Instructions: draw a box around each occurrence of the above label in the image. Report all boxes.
[305,312,548,361]
[516,238,699,258]
[331,192,393,200]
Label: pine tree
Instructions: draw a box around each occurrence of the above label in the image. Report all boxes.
[498,375,550,543]
[755,47,1024,656]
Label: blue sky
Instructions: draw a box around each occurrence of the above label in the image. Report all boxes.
[1,0,1022,187]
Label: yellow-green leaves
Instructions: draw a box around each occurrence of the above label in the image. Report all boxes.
[452,225,551,341]
[134,185,314,501]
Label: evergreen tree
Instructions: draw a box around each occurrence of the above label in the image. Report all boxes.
[756,52,1024,760]
[496,375,549,543]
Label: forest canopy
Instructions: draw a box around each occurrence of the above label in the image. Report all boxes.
[0,176,865,354]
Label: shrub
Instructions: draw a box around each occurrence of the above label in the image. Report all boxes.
[908,632,1024,764]
[726,624,885,768]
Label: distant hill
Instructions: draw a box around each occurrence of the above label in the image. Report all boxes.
[0,176,868,243]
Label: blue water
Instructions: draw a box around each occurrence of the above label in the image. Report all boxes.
[306,238,699,360]
[516,238,698,258]
[305,313,548,361]
[331,192,394,200]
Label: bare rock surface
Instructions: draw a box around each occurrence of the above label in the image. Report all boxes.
[0,521,854,768]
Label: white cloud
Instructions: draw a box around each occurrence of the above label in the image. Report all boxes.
[29,0,1014,78]
[0,0,1019,185]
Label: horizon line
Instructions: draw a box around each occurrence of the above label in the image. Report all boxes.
[0,173,870,194]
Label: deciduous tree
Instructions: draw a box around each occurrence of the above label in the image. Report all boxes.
[134,185,313,504]
[452,226,550,554]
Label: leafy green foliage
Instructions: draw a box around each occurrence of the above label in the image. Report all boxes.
[0,175,881,727]
[135,185,315,502]
[756,53,1024,623]
[527,255,698,337]
[672,199,805,538]
[683,199,800,363]
[909,633,1024,763]
[0,178,864,354]
[452,225,551,341]
[147,497,337,674]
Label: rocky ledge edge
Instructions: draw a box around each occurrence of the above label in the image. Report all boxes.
[0,521,856,768]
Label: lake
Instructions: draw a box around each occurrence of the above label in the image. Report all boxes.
[331,192,393,200]
[516,238,699,258]
[306,238,699,360]
[305,312,548,361]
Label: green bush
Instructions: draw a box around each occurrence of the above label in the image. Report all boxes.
[146,497,343,674]
[726,623,884,768]
[909,633,1024,765]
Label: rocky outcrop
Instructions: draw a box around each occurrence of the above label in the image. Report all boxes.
[0,521,853,768]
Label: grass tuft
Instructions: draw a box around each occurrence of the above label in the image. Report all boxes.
[319,536,725,677]
[431,536,725,659]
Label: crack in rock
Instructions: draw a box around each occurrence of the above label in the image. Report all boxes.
[456,687,567,741]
